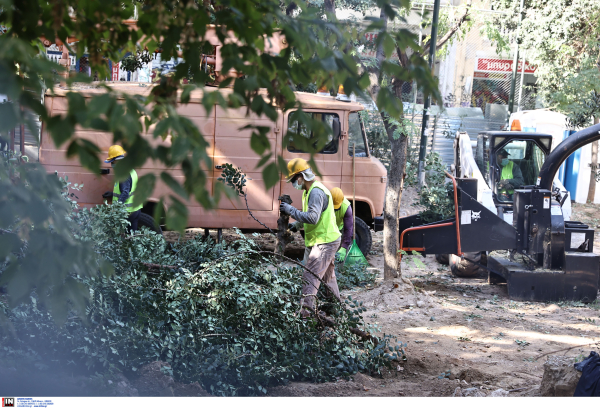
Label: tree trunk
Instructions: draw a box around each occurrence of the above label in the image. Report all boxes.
[381,118,407,280]
[324,0,335,14]
[587,118,599,203]
[368,3,470,281]
[371,9,403,280]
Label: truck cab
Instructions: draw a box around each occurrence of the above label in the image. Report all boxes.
[475,131,552,209]
[40,84,387,255]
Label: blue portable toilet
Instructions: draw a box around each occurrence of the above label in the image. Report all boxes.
[562,130,580,200]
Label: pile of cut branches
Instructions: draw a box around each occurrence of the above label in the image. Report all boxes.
[1,196,403,396]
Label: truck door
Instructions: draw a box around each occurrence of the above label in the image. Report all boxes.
[340,111,371,200]
[280,109,343,207]
[213,106,282,211]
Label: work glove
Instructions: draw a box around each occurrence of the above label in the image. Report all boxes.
[288,223,299,233]
[279,202,294,216]
[335,247,347,262]
[102,191,113,199]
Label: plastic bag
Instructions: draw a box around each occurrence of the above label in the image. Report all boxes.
[345,239,368,266]
[574,351,600,396]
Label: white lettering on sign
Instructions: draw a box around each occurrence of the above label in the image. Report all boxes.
[543,197,550,209]
[461,210,471,225]
[476,58,537,74]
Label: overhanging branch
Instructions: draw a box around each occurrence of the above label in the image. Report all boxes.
[420,2,472,59]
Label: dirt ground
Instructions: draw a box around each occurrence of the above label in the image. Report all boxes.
[163,190,600,397]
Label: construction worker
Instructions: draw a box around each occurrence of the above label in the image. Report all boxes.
[279,158,341,317]
[496,148,524,201]
[330,188,353,262]
[102,145,144,232]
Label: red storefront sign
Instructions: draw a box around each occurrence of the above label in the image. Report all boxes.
[111,62,120,81]
[476,58,536,74]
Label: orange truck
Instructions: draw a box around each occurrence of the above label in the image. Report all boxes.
[40,83,387,254]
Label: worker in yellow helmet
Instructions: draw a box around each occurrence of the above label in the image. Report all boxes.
[330,188,353,262]
[102,145,144,232]
[279,158,341,317]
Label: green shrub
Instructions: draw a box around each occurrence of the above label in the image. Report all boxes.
[416,152,454,223]
[1,200,405,396]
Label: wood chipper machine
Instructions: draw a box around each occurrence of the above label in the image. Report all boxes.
[398,123,600,303]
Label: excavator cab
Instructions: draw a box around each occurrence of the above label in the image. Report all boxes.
[475,132,552,208]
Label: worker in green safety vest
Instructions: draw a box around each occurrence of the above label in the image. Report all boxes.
[279,158,341,318]
[330,187,353,262]
[496,148,524,202]
[102,145,144,232]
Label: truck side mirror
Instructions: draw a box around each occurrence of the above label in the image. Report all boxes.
[332,117,340,139]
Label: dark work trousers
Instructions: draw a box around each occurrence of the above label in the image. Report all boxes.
[128,210,141,233]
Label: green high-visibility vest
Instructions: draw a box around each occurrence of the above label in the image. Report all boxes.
[335,198,351,230]
[113,169,143,212]
[499,161,514,195]
[302,181,341,247]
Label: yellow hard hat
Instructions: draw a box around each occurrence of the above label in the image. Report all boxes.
[105,145,126,163]
[286,158,310,182]
[331,187,345,209]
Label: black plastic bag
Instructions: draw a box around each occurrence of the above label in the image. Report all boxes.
[574,351,600,396]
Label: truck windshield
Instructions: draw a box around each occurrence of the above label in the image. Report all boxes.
[348,112,368,157]
[287,111,339,154]
[495,139,546,203]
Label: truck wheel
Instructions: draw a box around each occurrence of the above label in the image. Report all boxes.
[449,252,483,277]
[354,217,372,256]
[138,213,162,235]
[435,253,449,265]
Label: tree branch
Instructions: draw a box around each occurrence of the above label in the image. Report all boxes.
[533,341,599,361]
[420,2,472,59]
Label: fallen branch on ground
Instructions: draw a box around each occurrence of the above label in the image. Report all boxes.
[303,305,377,344]
[142,262,179,270]
[533,341,600,361]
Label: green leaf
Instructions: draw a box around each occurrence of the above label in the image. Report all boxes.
[132,173,156,209]
[262,162,279,190]
[0,102,18,132]
[382,33,395,58]
[249,128,271,156]
[153,118,171,138]
[160,171,189,200]
[181,85,195,104]
[166,195,189,234]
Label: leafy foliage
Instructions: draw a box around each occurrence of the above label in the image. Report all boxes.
[361,110,391,169]
[0,154,104,326]
[0,0,443,311]
[0,0,437,232]
[1,197,405,396]
[489,0,600,119]
[217,163,247,197]
[416,152,454,223]
[361,109,420,173]
[335,259,378,290]
[120,50,154,73]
